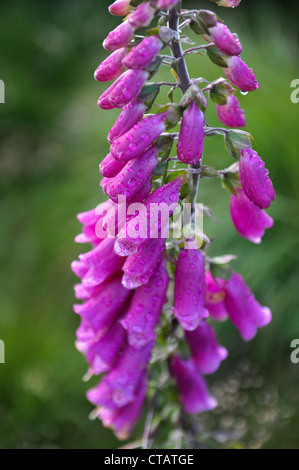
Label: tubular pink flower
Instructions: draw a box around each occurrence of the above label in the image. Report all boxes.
[94,48,127,82]
[224,272,272,341]
[103,21,134,52]
[74,282,102,300]
[177,101,205,165]
[230,188,274,244]
[122,237,166,289]
[111,112,167,162]
[209,23,242,56]
[74,273,133,337]
[108,98,146,144]
[128,3,155,29]
[105,341,154,407]
[216,94,246,128]
[100,152,126,178]
[217,0,241,7]
[239,148,275,209]
[205,271,228,321]
[98,69,149,110]
[123,36,163,69]
[121,257,169,348]
[71,260,89,280]
[170,355,217,414]
[104,145,158,202]
[224,56,259,92]
[173,247,209,331]
[157,0,178,9]
[185,321,228,375]
[109,0,131,16]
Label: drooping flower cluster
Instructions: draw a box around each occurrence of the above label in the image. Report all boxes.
[72,0,275,442]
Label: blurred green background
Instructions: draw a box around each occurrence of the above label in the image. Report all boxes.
[0,0,298,449]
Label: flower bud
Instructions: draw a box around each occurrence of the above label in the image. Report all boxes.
[108,99,146,144]
[123,36,163,69]
[239,148,275,209]
[103,21,134,52]
[224,272,272,341]
[173,247,209,331]
[216,0,241,7]
[170,355,217,414]
[177,101,205,165]
[128,3,155,29]
[216,94,245,128]
[224,56,259,92]
[157,0,177,9]
[111,112,167,161]
[209,22,242,56]
[94,48,127,82]
[100,152,126,178]
[185,321,228,375]
[109,0,131,16]
[230,188,274,243]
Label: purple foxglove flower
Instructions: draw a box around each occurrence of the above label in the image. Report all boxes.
[177,101,205,165]
[100,152,126,178]
[122,237,166,289]
[123,36,163,70]
[216,94,246,128]
[78,322,127,375]
[79,236,125,285]
[173,246,209,331]
[87,380,117,410]
[224,272,272,341]
[74,273,133,337]
[224,56,259,92]
[205,271,228,321]
[108,98,146,144]
[218,0,241,6]
[104,145,158,202]
[209,23,242,56]
[71,260,89,279]
[157,0,177,9]
[111,112,167,162]
[103,21,134,52]
[74,282,102,300]
[94,48,127,82]
[98,377,147,440]
[230,188,274,244]
[170,355,217,414]
[109,0,131,16]
[98,69,149,110]
[105,341,154,407]
[185,321,228,375]
[239,148,275,209]
[128,3,155,29]
[115,177,183,256]
[121,257,169,348]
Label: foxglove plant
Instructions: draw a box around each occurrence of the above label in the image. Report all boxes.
[72,0,275,445]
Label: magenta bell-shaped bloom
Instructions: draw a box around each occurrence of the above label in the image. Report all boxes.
[109,0,131,16]
[209,23,242,56]
[239,148,275,209]
[71,260,89,280]
[157,0,178,9]
[177,101,205,165]
[74,273,133,337]
[115,177,183,256]
[230,188,274,244]
[108,99,146,144]
[97,377,147,440]
[121,257,169,348]
[216,94,246,128]
[224,56,259,92]
[122,237,166,289]
[111,112,167,162]
[104,145,158,203]
[217,0,242,7]
[170,355,217,414]
[94,48,127,82]
[128,3,155,29]
[185,321,228,375]
[173,246,208,331]
[103,21,134,52]
[224,272,272,341]
[205,271,228,321]
[124,36,163,69]
[105,341,154,407]
[98,69,149,110]
[100,152,126,178]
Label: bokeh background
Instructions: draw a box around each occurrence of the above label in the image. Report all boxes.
[0,0,299,449]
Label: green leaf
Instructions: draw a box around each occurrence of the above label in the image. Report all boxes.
[166,170,187,185]
[227,130,252,150]
[210,262,234,281]
[221,175,237,195]
[138,84,160,110]
[224,133,239,160]
[207,45,228,68]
